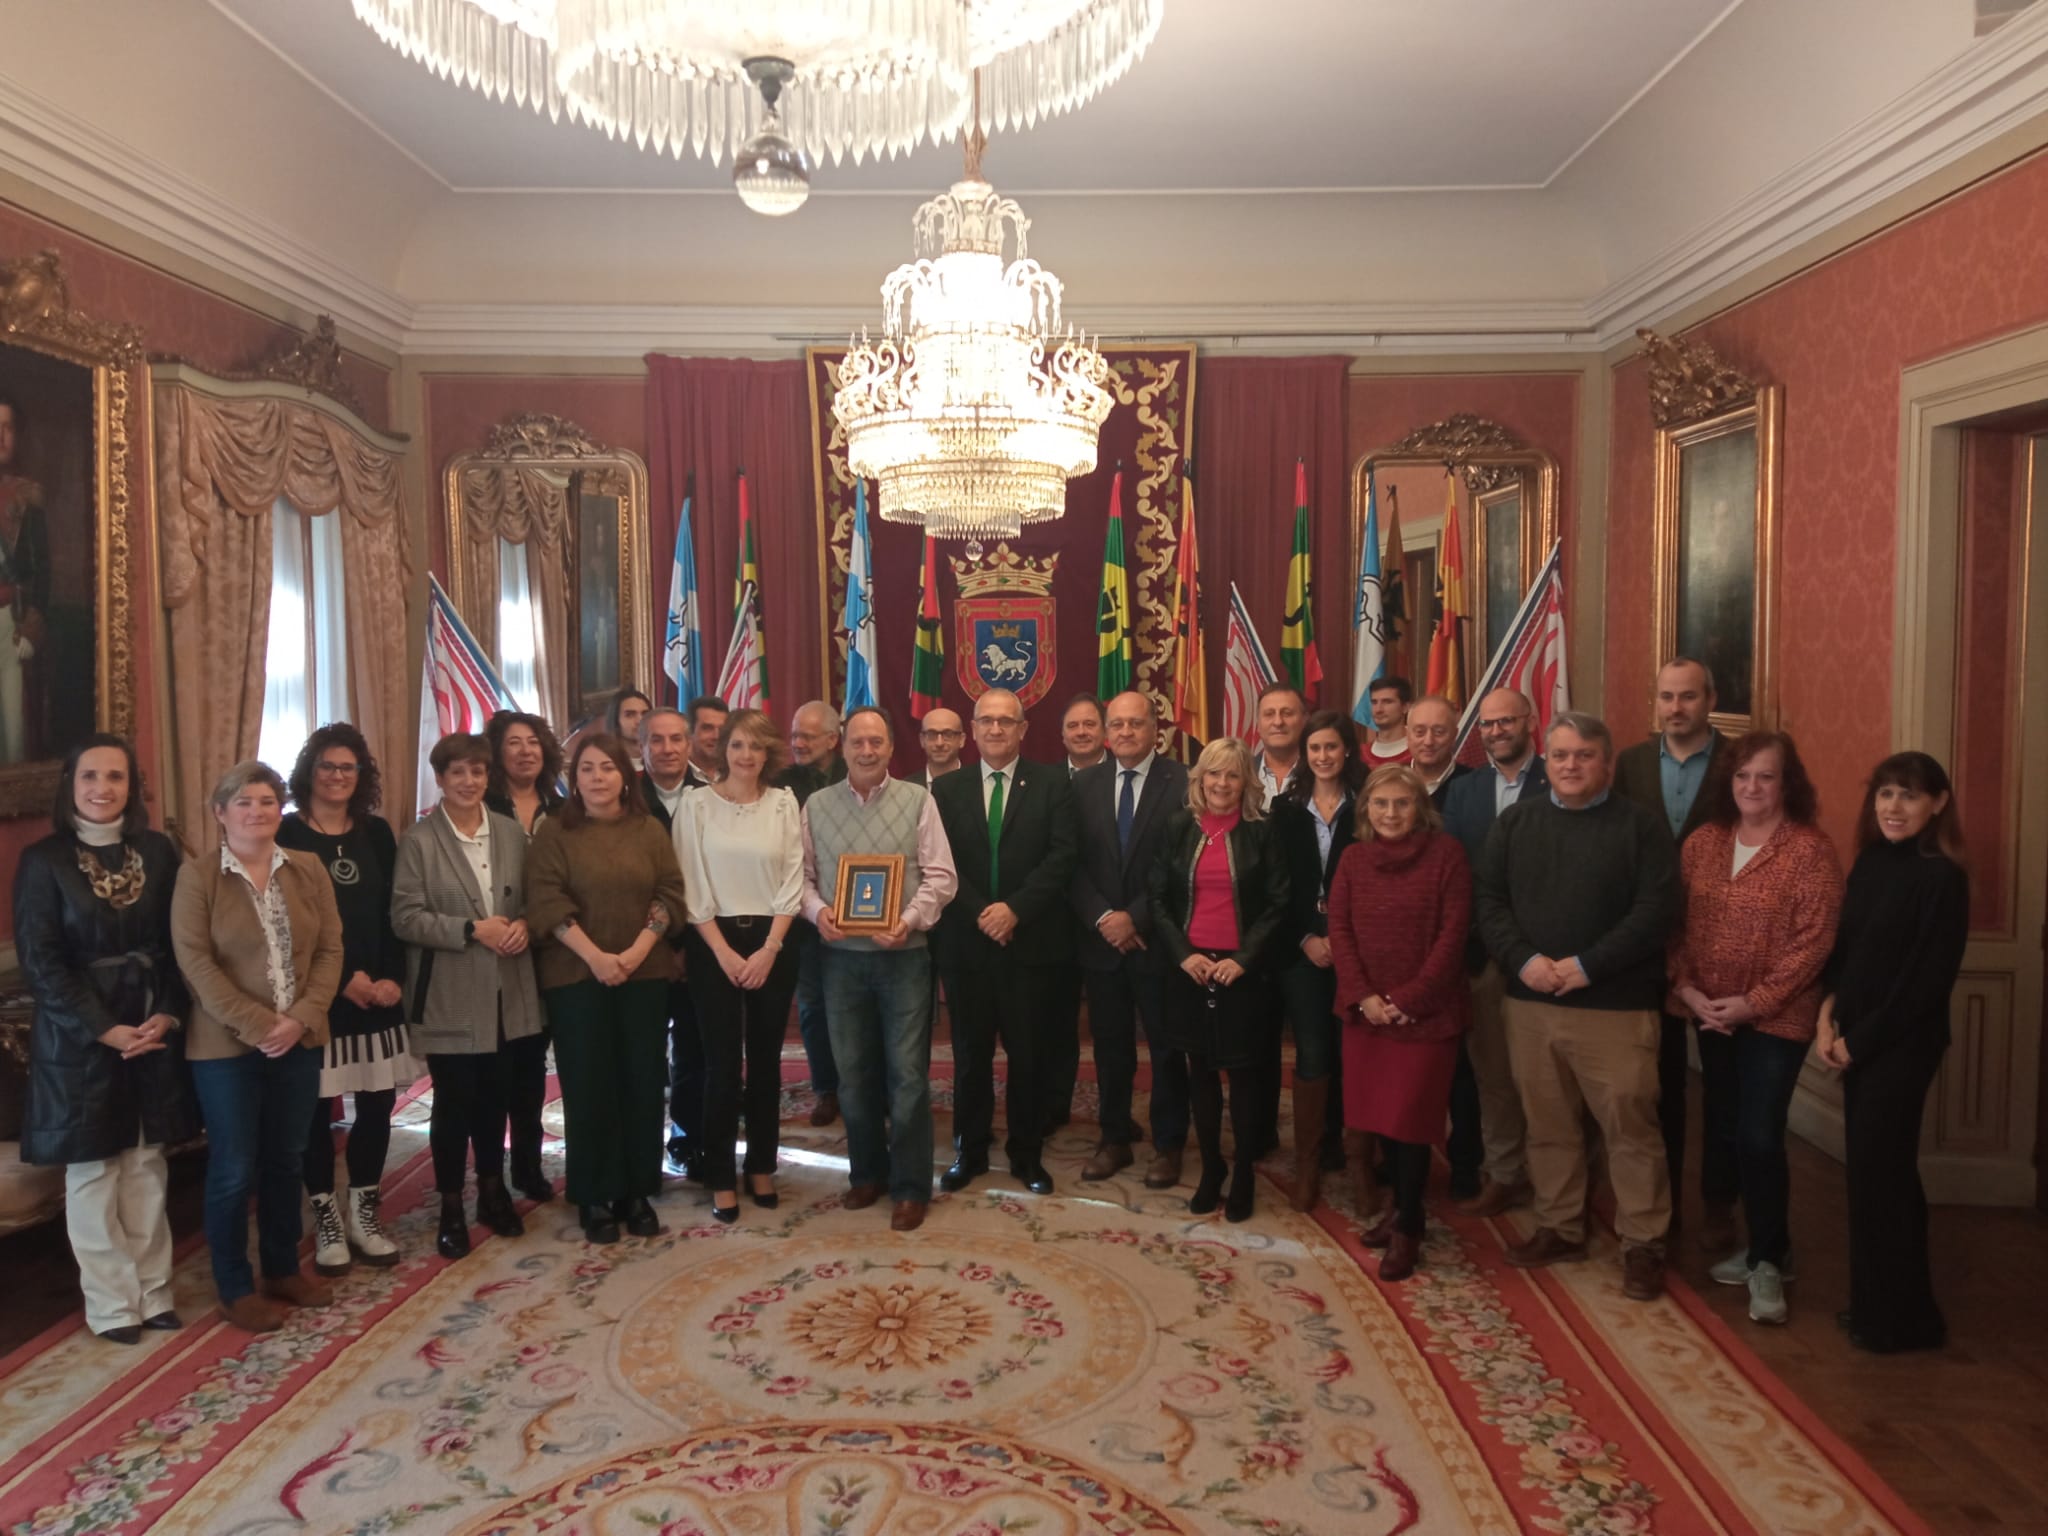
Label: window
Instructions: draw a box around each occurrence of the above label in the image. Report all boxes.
[257,498,350,775]
[495,537,543,715]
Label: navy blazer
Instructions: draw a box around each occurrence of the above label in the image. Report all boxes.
[1270,792,1356,950]
[1068,754,1190,973]
[1440,757,1550,971]
[931,757,1079,971]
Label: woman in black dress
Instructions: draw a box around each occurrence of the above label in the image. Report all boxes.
[279,723,417,1275]
[1816,751,1969,1354]
[15,734,196,1342]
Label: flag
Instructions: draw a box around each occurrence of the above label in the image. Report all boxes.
[1349,470,1389,726]
[909,533,945,719]
[1096,467,1134,698]
[732,470,771,716]
[1449,540,1570,763]
[1383,486,1408,643]
[663,478,705,705]
[718,579,770,711]
[843,478,879,712]
[416,574,519,816]
[1281,459,1322,701]
[1223,580,1279,745]
[1426,475,1467,705]
[1169,460,1208,745]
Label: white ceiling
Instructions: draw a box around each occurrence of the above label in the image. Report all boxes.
[211,0,1741,193]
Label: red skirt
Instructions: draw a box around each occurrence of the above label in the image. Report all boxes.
[1341,1022,1460,1145]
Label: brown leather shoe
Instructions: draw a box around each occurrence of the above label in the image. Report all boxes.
[262,1274,334,1308]
[1360,1211,1397,1249]
[1456,1178,1532,1218]
[1082,1142,1134,1182]
[1380,1230,1420,1282]
[1504,1228,1589,1269]
[220,1293,285,1333]
[1698,1200,1738,1254]
[844,1182,885,1210]
[1143,1149,1183,1189]
[1621,1246,1666,1302]
[890,1200,928,1232]
[809,1091,840,1128]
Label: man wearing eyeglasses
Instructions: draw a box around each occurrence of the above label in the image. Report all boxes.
[913,707,966,791]
[930,689,1079,1196]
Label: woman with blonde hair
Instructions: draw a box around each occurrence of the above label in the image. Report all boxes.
[672,707,802,1221]
[1146,737,1289,1222]
[1326,764,1471,1281]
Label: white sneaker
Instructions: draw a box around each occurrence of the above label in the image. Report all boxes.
[310,1192,351,1276]
[347,1186,401,1266]
[1709,1248,1797,1287]
[1747,1261,1788,1325]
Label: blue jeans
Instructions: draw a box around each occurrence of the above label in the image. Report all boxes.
[794,926,839,1095]
[191,1046,322,1304]
[1279,961,1338,1082]
[822,946,934,1202]
[1697,1026,1810,1267]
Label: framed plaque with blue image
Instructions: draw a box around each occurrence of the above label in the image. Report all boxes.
[832,853,906,935]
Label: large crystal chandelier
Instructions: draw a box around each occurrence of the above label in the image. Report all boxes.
[833,126,1114,540]
[351,1,1163,172]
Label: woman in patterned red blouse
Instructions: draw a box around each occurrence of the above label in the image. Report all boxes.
[1326,764,1471,1282]
[1667,732,1842,1327]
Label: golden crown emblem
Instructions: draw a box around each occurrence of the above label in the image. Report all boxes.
[949,542,1060,600]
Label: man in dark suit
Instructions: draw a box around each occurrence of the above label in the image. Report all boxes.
[1610,656,1732,1246]
[1044,693,1107,1134]
[776,701,850,1127]
[1440,687,1548,1215]
[1068,690,1190,1185]
[637,709,704,1179]
[683,694,728,787]
[931,687,1079,1195]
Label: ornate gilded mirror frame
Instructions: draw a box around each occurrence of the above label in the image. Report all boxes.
[1640,328,1782,735]
[444,414,652,727]
[0,250,142,816]
[1352,414,1559,689]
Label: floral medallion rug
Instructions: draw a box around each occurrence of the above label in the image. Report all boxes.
[0,1057,1923,1536]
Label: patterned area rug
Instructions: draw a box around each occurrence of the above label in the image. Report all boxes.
[0,1060,1924,1536]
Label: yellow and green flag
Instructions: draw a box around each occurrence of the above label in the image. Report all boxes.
[1281,459,1322,702]
[1096,467,1134,698]
[909,533,945,718]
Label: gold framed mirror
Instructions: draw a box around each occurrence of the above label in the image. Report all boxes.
[0,250,141,816]
[1351,414,1559,695]
[444,414,652,729]
[1640,329,1782,734]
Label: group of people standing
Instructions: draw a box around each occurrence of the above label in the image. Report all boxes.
[15,657,1967,1357]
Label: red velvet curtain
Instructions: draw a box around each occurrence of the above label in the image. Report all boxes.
[645,355,824,718]
[1193,357,1353,719]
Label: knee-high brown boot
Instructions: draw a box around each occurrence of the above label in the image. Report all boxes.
[1347,1128,1384,1221]
[1290,1077,1329,1211]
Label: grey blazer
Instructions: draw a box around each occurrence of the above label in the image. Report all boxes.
[391,808,544,1054]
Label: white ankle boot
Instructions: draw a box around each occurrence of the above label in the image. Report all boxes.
[310,1192,351,1276]
[347,1186,400,1266]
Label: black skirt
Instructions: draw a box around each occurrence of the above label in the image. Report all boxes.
[1159,949,1275,1070]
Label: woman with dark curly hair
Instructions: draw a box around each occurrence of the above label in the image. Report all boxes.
[485,711,565,837]
[608,690,655,773]
[278,723,417,1275]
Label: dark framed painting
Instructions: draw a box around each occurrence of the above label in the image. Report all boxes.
[0,251,140,816]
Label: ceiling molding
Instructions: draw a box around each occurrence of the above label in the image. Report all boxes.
[1587,1,2048,344]
[0,74,414,350]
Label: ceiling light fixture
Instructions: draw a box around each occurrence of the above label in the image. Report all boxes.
[732,58,810,216]
[832,80,1113,540]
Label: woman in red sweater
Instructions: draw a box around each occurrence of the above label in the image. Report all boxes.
[1668,732,1841,1326]
[1327,765,1471,1280]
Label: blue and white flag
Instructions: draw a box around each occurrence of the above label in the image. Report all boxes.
[663,485,705,705]
[842,477,879,712]
[1349,471,1390,726]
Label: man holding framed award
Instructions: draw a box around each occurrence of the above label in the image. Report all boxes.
[800,705,958,1230]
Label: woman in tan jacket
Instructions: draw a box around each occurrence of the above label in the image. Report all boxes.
[171,761,342,1333]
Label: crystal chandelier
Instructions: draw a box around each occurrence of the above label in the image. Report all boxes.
[833,124,1114,541]
[351,1,1163,176]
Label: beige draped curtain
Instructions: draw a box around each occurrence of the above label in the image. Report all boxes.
[155,379,412,846]
[455,465,572,728]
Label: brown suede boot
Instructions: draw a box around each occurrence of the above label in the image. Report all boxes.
[1347,1130,1385,1222]
[1290,1077,1329,1212]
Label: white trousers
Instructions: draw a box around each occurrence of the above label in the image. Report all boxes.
[63,1144,174,1333]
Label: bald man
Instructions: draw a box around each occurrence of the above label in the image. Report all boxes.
[915,707,966,791]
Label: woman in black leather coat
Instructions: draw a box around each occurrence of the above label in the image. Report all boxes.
[15,733,196,1344]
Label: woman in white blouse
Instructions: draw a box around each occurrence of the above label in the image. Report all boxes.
[672,708,803,1222]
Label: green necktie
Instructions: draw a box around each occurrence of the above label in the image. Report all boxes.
[987,769,1006,891]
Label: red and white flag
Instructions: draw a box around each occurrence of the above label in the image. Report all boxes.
[1451,540,1570,763]
[416,575,519,815]
[717,579,770,711]
[1222,580,1279,746]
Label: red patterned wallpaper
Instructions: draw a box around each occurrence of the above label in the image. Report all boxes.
[1605,147,2048,864]
[0,199,394,939]
[1955,428,2023,933]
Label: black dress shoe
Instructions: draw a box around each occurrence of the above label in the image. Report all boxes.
[748,1178,780,1209]
[97,1325,143,1346]
[476,1174,526,1238]
[615,1196,662,1238]
[512,1159,555,1204]
[939,1158,987,1193]
[436,1193,472,1259]
[710,1196,740,1226]
[1012,1163,1054,1196]
[580,1203,621,1243]
[143,1310,183,1331]
[1225,1164,1257,1223]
